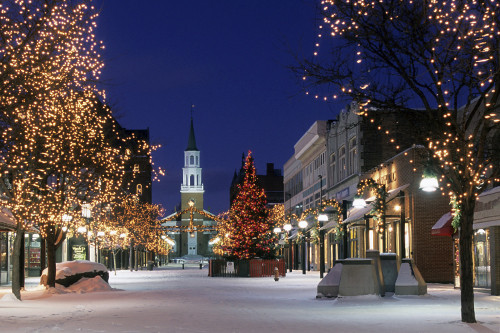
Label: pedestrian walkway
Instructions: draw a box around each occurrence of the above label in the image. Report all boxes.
[1,267,498,333]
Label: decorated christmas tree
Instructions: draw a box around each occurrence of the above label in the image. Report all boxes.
[222,151,276,259]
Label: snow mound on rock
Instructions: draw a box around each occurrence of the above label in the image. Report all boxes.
[41,260,107,280]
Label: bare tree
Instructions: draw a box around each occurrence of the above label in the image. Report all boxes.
[295,0,500,323]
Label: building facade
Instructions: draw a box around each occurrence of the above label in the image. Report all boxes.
[472,185,500,294]
[283,104,455,282]
[335,146,454,283]
[231,160,284,207]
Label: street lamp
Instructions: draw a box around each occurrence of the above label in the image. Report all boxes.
[318,213,328,278]
[419,174,439,192]
[283,223,292,272]
[299,220,308,274]
[419,163,439,192]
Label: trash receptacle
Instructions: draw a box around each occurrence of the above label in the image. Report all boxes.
[147,261,154,271]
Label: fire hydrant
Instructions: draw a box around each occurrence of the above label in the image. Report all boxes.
[274,267,279,281]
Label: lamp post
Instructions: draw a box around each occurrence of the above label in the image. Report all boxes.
[318,213,328,278]
[298,220,308,274]
[318,175,326,279]
[273,226,282,258]
[283,223,292,272]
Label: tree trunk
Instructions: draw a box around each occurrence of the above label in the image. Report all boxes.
[134,248,138,271]
[19,230,25,290]
[11,225,24,300]
[112,249,117,276]
[40,237,46,271]
[459,198,476,323]
[129,240,134,272]
[45,230,57,288]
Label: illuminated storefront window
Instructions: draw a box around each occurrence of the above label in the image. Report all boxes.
[473,229,490,288]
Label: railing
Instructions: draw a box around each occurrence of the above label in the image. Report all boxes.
[209,259,286,277]
[249,259,286,277]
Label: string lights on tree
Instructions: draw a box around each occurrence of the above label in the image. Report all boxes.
[216,151,277,260]
[0,0,162,297]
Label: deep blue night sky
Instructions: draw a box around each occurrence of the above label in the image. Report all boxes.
[95,1,344,214]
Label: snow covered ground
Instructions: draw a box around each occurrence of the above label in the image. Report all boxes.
[0,264,499,333]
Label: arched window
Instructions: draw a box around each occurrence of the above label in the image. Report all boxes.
[190,156,194,165]
[190,174,195,186]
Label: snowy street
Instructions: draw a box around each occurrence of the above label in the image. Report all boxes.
[1,265,499,333]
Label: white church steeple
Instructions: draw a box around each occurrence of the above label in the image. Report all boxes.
[181,115,204,194]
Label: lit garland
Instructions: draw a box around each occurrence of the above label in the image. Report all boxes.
[355,178,387,234]
[160,200,223,233]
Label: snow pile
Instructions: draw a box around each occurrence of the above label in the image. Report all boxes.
[59,276,113,294]
[41,260,107,280]
[0,293,20,302]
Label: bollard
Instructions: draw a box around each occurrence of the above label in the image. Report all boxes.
[274,267,279,281]
[182,263,184,269]
[199,263,203,269]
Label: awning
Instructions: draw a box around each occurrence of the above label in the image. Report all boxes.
[0,208,17,231]
[320,219,338,231]
[386,184,410,202]
[343,203,375,225]
[342,184,410,226]
[431,212,454,236]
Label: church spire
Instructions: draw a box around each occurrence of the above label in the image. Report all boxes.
[186,106,199,151]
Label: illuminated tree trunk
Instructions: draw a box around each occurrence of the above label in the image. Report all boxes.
[40,238,46,272]
[11,225,24,300]
[45,229,57,288]
[112,249,117,275]
[129,240,134,272]
[459,197,476,323]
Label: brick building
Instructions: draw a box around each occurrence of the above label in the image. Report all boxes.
[320,146,453,283]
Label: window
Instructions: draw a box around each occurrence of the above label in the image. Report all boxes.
[190,174,195,186]
[330,153,336,185]
[339,146,346,180]
[349,137,358,175]
[136,184,143,195]
[190,156,194,165]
